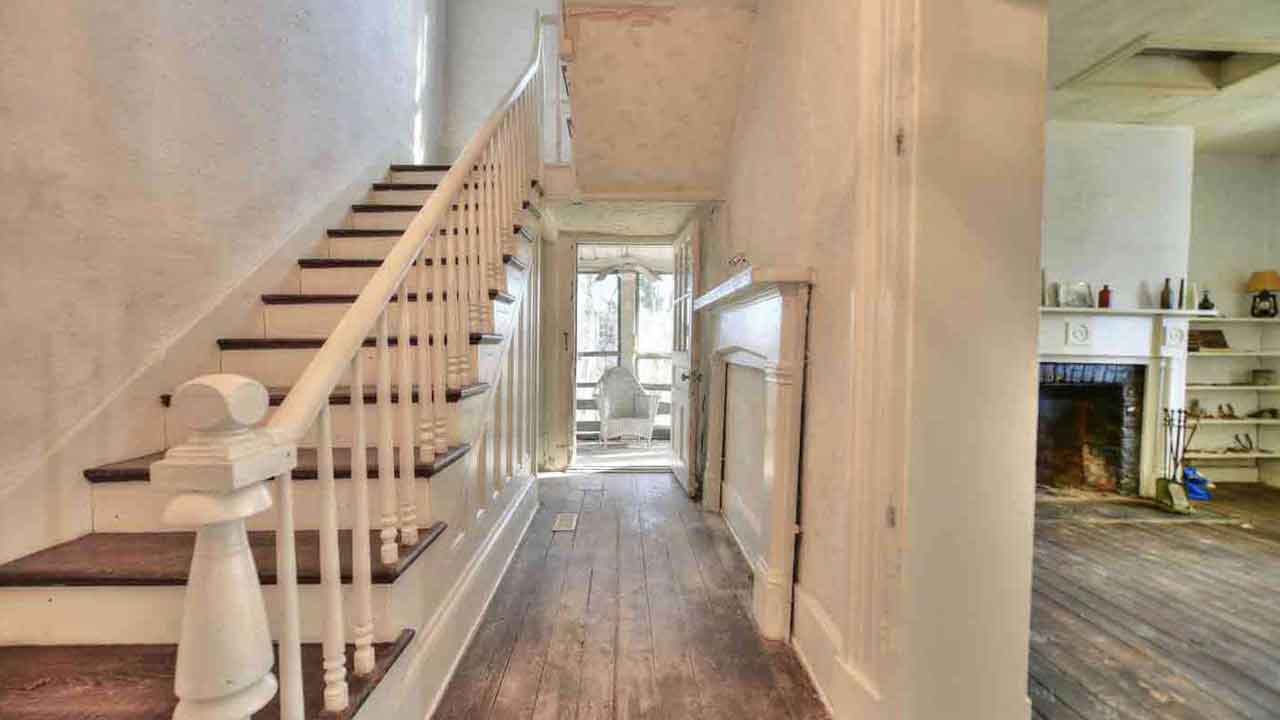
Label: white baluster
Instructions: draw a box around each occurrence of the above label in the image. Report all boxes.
[523,283,533,471]
[417,249,437,463]
[516,297,527,473]
[450,219,474,386]
[151,375,292,720]
[275,468,305,720]
[493,350,506,497]
[431,236,450,454]
[316,403,349,712]
[479,145,495,331]
[501,121,513,293]
[470,171,485,334]
[397,280,420,546]
[505,309,517,483]
[521,91,530,197]
[497,117,511,296]
[487,141,501,301]
[528,90,536,185]
[376,310,399,564]
[350,352,376,676]
[518,92,530,194]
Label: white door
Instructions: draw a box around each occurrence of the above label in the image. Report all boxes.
[671,222,700,495]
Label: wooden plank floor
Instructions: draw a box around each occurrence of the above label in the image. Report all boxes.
[1031,484,1280,720]
[434,472,829,720]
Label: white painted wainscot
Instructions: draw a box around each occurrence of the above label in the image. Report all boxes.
[1038,307,1217,497]
[694,265,812,641]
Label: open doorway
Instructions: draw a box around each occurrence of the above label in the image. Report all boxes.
[1031,3,1280,717]
[572,243,676,469]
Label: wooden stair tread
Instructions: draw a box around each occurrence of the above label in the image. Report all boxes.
[326,226,523,237]
[159,383,489,407]
[85,443,471,484]
[298,254,526,269]
[351,203,479,212]
[371,182,439,190]
[0,523,446,587]
[262,289,512,304]
[217,333,500,350]
[0,628,413,720]
[389,163,451,171]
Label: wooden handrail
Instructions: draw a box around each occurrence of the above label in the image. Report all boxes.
[268,14,545,444]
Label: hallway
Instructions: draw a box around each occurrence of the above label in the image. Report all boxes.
[433,473,828,719]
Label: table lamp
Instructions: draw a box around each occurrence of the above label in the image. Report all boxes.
[1247,271,1280,317]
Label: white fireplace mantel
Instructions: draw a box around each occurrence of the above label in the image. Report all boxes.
[695,265,812,641]
[1038,307,1213,497]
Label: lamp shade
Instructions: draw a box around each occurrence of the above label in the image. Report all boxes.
[1248,271,1280,292]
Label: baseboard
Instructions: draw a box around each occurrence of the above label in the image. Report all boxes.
[357,472,538,720]
[792,585,885,720]
[721,502,780,639]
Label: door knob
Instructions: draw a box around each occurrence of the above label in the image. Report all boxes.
[681,372,691,381]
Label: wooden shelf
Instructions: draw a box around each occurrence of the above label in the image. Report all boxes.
[1187,385,1280,391]
[1190,317,1280,324]
[1188,351,1280,357]
[1039,307,1216,317]
[1185,451,1280,460]
[1196,419,1280,426]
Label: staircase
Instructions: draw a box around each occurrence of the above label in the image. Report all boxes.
[0,19,548,720]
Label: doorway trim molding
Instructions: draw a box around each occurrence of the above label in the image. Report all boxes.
[694,265,812,641]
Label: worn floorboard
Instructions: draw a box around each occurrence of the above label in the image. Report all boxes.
[1030,485,1280,719]
[435,472,828,719]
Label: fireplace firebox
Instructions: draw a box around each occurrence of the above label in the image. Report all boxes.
[1037,363,1145,495]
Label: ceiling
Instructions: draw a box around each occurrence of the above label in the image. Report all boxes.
[562,0,757,194]
[577,243,675,273]
[547,199,699,236]
[1050,0,1280,154]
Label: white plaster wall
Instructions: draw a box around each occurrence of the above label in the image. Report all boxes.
[564,4,756,194]
[1041,122,1195,309]
[0,0,447,563]
[1189,153,1280,317]
[903,1,1048,718]
[442,0,557,159]
[701,0,857,635]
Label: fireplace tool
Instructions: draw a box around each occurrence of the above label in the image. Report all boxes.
[1159,408,1199,513]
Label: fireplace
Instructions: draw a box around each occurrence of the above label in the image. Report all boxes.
[1037,363,1145,495]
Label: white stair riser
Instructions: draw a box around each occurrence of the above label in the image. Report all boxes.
[224,345,385,387]
[329,233,520,261]
[300,263,511,295]
[164,385,487,449]
[330,235,400,259]
[389,169,450,184]
[92,454,471,533]
[219,345,498,392]
[351,210,421,230]
[369,188,434,204]
[264,301,494,339]
[301,266,423,294]
[0,584,403,646]
[93,476,432,534]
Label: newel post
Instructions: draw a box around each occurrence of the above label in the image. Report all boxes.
[150,374,296,720]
